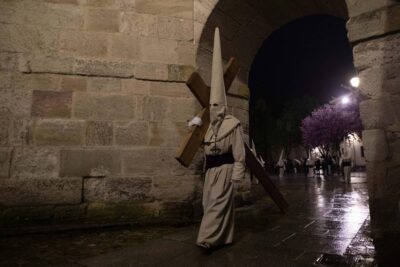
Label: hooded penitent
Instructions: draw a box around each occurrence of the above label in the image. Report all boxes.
[209,27,227,135]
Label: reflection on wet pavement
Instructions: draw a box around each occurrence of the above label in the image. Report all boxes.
[2,172,396,266]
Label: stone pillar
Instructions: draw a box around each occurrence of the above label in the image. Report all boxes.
[346,0,400,235]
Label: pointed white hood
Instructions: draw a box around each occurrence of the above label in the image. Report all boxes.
[209,27,227,135]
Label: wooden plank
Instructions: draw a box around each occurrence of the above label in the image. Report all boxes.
[245,144,289,213]
[176,58,240,167]
[186,72,209,108]
[223,57,240,91]
[185,58,239,109]
[175,108,210,167]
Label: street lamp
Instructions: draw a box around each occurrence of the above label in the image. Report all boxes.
[350,77,360,88]
[341,95,350,105]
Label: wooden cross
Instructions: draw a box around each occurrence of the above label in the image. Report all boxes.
[175,58,288,213]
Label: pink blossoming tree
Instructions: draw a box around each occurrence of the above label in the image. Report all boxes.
[301,103,363,156]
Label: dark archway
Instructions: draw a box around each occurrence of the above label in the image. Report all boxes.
[248,14,356,165]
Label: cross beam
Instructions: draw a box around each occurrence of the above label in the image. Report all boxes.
[175,58,288,212]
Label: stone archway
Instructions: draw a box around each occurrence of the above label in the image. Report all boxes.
[195,0,400,236]
[194,0,348,137]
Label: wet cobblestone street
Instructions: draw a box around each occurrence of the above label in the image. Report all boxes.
[1,173,398,266]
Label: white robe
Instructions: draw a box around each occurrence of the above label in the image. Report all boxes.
[197,115,246,246]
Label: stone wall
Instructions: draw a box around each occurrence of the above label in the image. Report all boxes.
[346,0,400,235]
[0,0,204,225]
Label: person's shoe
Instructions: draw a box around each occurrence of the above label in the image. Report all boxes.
[197,242,213,254]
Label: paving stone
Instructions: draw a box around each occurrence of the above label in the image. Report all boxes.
[32,90,72,118]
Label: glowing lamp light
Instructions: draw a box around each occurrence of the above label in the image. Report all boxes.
[350,77,360,88]
[341,96,350,105]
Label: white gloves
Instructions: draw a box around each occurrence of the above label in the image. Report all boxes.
[188,116,203,128]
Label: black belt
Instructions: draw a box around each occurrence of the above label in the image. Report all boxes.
[205,152,234,170]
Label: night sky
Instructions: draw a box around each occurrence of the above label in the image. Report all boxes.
[249,15,356,109]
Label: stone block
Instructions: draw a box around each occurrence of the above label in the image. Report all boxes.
[158,16,193,41]
[134,62,169,81]
[0,24,59,55]
[85,8,120,32]
[45,0,79,4]
[386,166,400,194]
[353,33,400,70]
[73,58,136,77]
[152,175,198,202]
[86,121,113,146]
[140,37,178,64]
[362,129,389,162]
[177,41,196,65]
[115,121,149,146]
[140,96,169,122]
[59,31,108,58]
[149,122,186,147]
[60,76,87,91]
[85,0,132,9]
[0,120,9,146]
[227,95,249,111]
[108,34,140,61]
[11,147,59,178]
[345,0,398,17]
[120,12,158,37]
[84,177,153,202]
[32,90,72,118]
[136,0,193,20]
[359,97,399,129]
[122,148,180,176]
[60,149,121,177]
[347,4,400,42]
[11,73,60,91]
[54,204,87,221]
[168,64,195,81]
[0,90,32,119]
[8,120,31,146]
[0,177,82,206]
[149,81,191,98]
[87,77,121,92]
[73,92,136,120]
[361,64,400,98]
[85,202,160,221]
[21,56,75,74]
[0,71,11,89]
[1,206,54,223]
[33,119,84,146]
[0,148,12,178]
[121,79,150,95]
[168,98,199,122]
[0,52,16,71]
